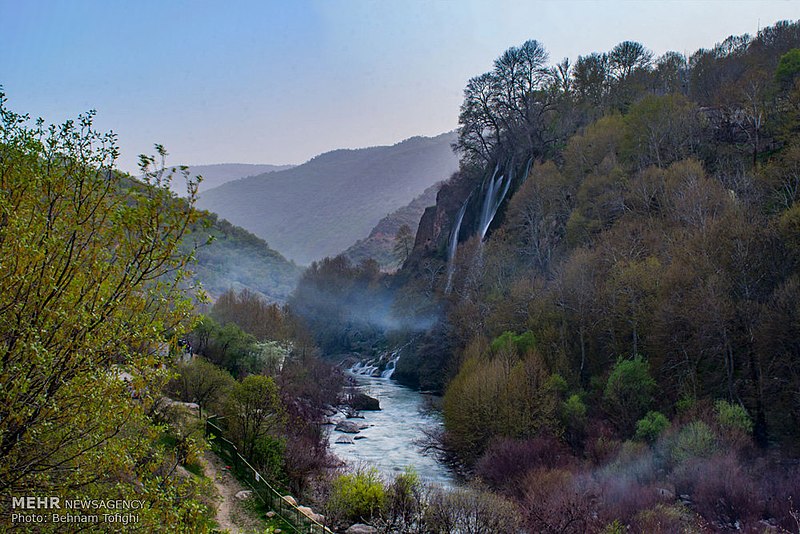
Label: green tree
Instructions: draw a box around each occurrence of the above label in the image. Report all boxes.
[603,356,657,435]
[170,357,236,416]
[714,400,754,434]
[224,375,285,457]
[670,421,717,464]
[635,411,670,443]
[775,48,800,90]
[561,394,588,448]
[327,468,386,524]
[0,95,212,529]
[622,94,701,169]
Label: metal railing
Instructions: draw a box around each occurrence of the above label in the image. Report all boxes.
[205,416,333,534]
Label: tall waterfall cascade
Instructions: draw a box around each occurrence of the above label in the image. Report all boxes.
[445,159,531,293]
[444,194,471,293]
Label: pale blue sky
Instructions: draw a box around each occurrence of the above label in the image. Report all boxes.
[1,0,797,172]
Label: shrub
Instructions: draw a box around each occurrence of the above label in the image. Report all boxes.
[521,469,601,533]
[603,356,657,436]
[282,430,336,495]
[327,468,386,523]
[425,486,521,533]
[714,400,753,434]
[597,475,661,525]
[670,421,717,465]
[632,504,702,534]
[475,436,573,497]
[758,462,800,531]
[381,468,425,532]
[635,411,670,443]
[692,453,759,528]
[675,395,695,415]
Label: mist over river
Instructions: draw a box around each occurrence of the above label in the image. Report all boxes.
[327,372,455,487]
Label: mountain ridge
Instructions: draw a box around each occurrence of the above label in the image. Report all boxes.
[197,132,459,265]
[169,163,294,196]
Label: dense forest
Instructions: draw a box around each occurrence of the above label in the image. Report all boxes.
[290,20,800,532]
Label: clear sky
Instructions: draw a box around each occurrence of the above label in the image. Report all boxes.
[1,0,797,173]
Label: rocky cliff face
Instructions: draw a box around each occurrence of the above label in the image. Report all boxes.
[405,157,531,272]
[343,182,442,270]
[405,170,476,268]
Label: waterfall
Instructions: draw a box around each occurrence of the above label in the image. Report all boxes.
[479,166,513,239]
[381,352,400,378]
[477,165,500,238]
[522,157,533,184]
[444,158,529,293]
[349,347,405,379]
[444,195,470,293]
[350,360,380,376]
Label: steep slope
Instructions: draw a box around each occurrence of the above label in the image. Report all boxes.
[169,163,294,197]
[196,133,459,265]
[185,212,302,303]
[343,181,441,270]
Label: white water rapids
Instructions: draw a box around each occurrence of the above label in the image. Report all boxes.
[327,367,454,486]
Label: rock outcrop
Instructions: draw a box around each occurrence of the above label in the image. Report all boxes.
[349,392,380,411]
[335,421,361,433]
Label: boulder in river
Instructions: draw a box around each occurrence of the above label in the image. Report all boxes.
[336,435,355,444]
[335,420,361,433]
[349,392,380,411]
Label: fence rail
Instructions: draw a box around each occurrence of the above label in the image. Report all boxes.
[205,416,333,534]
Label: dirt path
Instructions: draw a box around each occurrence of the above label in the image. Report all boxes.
[201,451,262,533]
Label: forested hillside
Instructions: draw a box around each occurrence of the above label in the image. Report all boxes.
[197,133,458,264]
[168,163,294,197]
[187,212,301,302]
[343,182,441,270]
[397,20,800,444]
[0,98,337,533]
[291,20,800,532]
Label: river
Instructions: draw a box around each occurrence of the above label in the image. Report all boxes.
[327,371,455,486]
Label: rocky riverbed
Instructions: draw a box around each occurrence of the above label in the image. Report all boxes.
[326,371,454,486]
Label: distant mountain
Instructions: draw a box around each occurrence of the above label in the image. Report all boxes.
[169,163,294,196]
[184,212,302,302]
[343,182,442,271]
[196,132,459,265]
